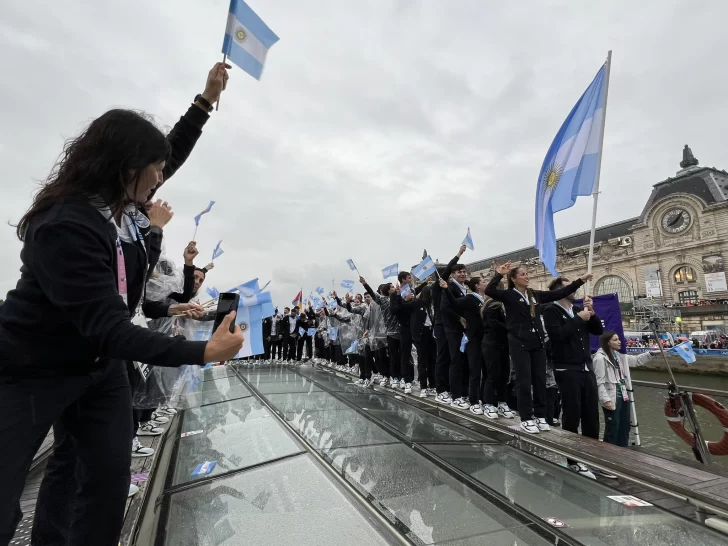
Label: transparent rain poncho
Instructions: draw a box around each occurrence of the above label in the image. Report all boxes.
[145,240,184,303]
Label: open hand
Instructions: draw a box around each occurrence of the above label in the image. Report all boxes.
[493,261,512,276]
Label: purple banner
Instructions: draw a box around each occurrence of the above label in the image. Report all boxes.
[575,293,625,353]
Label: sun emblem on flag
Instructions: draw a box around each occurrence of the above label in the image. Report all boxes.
[542,162,564,193]
[239,322,248,331]
[235,28,247,42]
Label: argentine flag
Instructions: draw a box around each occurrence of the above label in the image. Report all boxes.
[382,263,398,279]
[670,341,697,364]
[412,256,437,281]
[222,0,279,81]
[234,304,265,358]
[535,62,609,276]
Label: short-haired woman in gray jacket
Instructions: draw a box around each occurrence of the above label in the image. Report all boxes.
[593,331,656,447]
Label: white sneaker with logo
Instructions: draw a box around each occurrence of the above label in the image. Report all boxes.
[483,405,499,419]
[520,420,540,434]
[436,392,452,405]
[469,403,484,415]
[391,378,399,389]
[151,412,169,425]
[399,379,406,389]
[536,418,551,431]
[132,437,154,458]
[419,388,428,398]
[451,397,470,410]
[380,377,389,387]
[425,388,437,397]
[404,383,412,394]
[362,379,372,389]
[569,462,596,480]
[137,422,164,436]
[497,403,515,419]
[159,406,178,416]
[353,379,365,386]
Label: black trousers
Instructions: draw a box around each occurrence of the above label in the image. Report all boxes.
[482,342,509,406]
[271,338,282,360]
[509,343,547,420]
[433,324,450,394]
[603,397,631,447]
[263,336,271,359]
[399,328,415,383]
[282,337,296,361]
[0,364,133,546]
[414,328,436,389]
[363,345,377,380]
[386,336,401,379]
[445,330,467,400]
[554,368,599,464]
[375,346,389,376]
[465,335,485,405]
[296,336,311,361]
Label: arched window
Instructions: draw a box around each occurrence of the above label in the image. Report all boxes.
[674,266,697,284]
[594,275,632,303]
[679,290,699,305]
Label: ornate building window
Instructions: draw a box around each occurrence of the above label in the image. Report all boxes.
[594,275,632,303]
[673,266,697,284]
[678,290,699,305]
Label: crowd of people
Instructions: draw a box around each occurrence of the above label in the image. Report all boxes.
[251,247,659,481]
[0,62,244,545]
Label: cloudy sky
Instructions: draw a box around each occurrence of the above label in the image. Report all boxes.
[1,0,726,306]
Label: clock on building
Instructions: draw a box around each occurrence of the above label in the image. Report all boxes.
[661,208,691,234]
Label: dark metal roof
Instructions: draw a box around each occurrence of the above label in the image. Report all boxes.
[464,218,637,272]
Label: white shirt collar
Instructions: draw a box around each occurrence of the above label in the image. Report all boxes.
[451,279,467,296]
[470,293,484,304]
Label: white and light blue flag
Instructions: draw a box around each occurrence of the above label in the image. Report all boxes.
[346,259,357,271]
[462,227,474,251]
[194,200,215,226]
[535,63,608,276]
[341,280,355,291]
[222,0,279,81]
[328,327,339,341]
[412,256,437,281]
[400,284,412,298]
[315,287,325,295]
[233,304,264,358]
[345,339,359,355]
[206,287,220,299]
[382,263,398,279]
[670,341,697,364]
[212,240,224,260]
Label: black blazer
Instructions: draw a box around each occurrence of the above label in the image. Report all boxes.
[485,273,584,350]
[280,315,301,339]
[390,292,418,329]
[440,282,467,333]
[543,303,604,370]
[431,254,461,326]
[482,299,508,348]
[443,290,484,342]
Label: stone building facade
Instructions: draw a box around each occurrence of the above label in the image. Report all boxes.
[463,146,728,333]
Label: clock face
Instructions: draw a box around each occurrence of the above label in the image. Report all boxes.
[661,208,691,234]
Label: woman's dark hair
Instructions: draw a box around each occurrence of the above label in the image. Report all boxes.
[16,109,171,240]
[466,277,482,293]
[379,283,392,296]
[506,266,523,289]
[599,330,619,365]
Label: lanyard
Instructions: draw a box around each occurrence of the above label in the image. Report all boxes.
[116,237,128,306]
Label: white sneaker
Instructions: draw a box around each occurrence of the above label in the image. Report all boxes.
[469,403,484,415]
[151,412,169,425]
[132,437,155,458]
[451,397,470,410]
[569,462,596,480]
[128,483,140,497]
[551,418,562,427]
[353,379,365,386]
[362,379,373,389]
[380,377,389,387]
[596,469,619,479]
[536,418,551,431]
[391,378,399,389]
[483,405,499,419]
[436,392,452,404]
[497,403,515,419]
[426,388,437,397]
[404,383,412,394]
[412,380,421,389]
[520,420,540,434]
[137,422,164,436]
[159,406,178,416]
[419,389,428,398]
[399,379,406,389]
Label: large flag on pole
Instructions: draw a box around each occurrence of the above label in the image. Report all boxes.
[535,59,610,276]
[222,0,279,81]
[292,290,302,307]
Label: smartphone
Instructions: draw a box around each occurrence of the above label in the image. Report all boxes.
[212,292,240,334]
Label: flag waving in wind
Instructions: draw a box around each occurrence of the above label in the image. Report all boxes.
[462,228,474,251]
[194,201,215,226]
[382,263,398,279]
[222,0,279,81]
[412,256,437,281]
[212,240,224,260]
[670,341,697,364]
[346,259,356,271]
[340,280,355,291]
[535,61,609,276]
[292,290,302,307]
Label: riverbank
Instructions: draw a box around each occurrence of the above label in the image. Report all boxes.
[638,355,728,376]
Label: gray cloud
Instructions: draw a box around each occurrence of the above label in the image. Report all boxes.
[1,0,726,307]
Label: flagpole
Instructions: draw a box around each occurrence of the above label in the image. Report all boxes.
[585,50,612,295]
[215,54,227,112]
[192,225,198,241]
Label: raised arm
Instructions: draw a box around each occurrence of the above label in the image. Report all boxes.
[441,245,467,280]
[534,275,589,304]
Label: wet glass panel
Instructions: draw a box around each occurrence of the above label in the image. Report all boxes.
[183,376,253,406]
[334,391,491,442]
[251,379,323,395]
[424,443,728,546]
[321,443,535,545]
[201,365,238,382]
[287,408,397,451]
[172,397,303,486]
[263,392,351,415]
[164,455,392,546]
[438,527,552,546]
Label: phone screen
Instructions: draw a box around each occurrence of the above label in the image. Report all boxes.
[213,293,240,334]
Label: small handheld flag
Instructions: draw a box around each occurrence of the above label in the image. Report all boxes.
[315,287,325,295]
[327,327,339,341]
[206,287,220,299]
[292,290,302,306]
[222,0,279,81]
[346,259,357,271]
[670,341,697,364]
[307,328,316,337]
[340,280,355,291]
[462,227,474,251]
[382,263,398,279]
[400,284,412,298]
[345,339,360,355]
[412,256,437,281]
[327,299,338,311]
[194,201,215,227]
[298,327,305,337]
[212,240,224,261]
[460,334,469,353]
